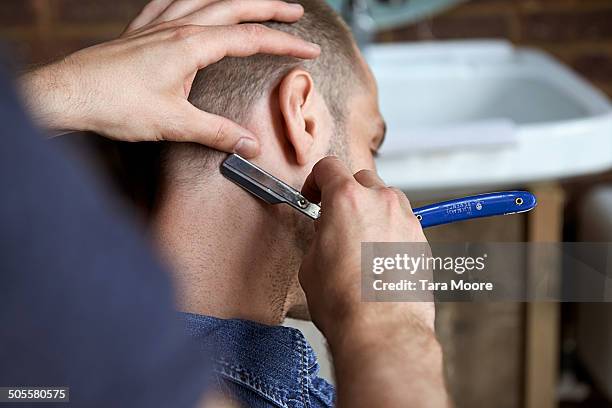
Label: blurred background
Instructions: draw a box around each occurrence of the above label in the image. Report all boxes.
[1,1,611,408]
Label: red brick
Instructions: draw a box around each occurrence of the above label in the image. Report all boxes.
[0,1,36,26]
[383,14,511,41]
[55,0,148,23]
[520,10,612,41]
[378,25,419,42]
[425,15,511,39]
[570,52,612,82]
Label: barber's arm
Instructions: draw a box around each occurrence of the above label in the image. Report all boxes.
[300,157,450,408]
[18,0,320,158]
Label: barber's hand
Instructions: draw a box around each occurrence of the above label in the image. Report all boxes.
[124,0,309,34]
[300,157,448,408]
[299,157,435,338]
[19,0,319,158]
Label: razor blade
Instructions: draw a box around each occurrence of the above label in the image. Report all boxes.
[221,154,537,227]
[221,154,321,219]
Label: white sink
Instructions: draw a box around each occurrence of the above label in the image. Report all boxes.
[367,40,612,193]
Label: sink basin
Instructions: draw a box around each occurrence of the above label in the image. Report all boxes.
[367,40,612,192]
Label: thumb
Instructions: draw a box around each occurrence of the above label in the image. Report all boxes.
[165,100,260,158]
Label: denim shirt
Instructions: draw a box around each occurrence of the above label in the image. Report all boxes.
[181,313,335,408]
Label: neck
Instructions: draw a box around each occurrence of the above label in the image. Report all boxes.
[153,175,302,326]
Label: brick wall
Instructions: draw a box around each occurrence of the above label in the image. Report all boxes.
[0,0,148,68]
[379,0,612,97]
[0,0,611,97]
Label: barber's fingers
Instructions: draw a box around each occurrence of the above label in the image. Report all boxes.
[126,0,305,34]
[147,0,220,24]
[353,169,386,189]
[163,99,260,157]
[353,169,413,211]
[302,158,416,224]
[182,0,305,26]
[125,0,176,33]
[301,157,355,204]
[160,0,305,27]
[181,24,320,69]
[388,187,415,215]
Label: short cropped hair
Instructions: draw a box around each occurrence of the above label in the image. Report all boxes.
[191,0,359,123]
[163,0,362,182]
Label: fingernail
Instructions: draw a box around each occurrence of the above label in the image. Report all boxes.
[234,137,260,158]
[309,43,321,53]
[288,3,303,11]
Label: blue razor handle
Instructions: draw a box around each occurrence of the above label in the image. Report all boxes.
[221,155,537,228]
[413,191,537,229]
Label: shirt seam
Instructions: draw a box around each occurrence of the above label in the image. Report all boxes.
[295,330,311,408]
[214,357,290,408]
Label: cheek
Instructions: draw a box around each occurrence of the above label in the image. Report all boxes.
[348,141,377,173]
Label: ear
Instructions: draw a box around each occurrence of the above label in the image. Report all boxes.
[278,69,319,166]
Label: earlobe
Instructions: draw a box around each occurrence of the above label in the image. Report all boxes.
[278,69,317,166]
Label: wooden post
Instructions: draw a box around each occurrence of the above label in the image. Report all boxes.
[525,183,565,408]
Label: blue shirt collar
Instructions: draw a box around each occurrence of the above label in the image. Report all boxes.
[180,312,323,406]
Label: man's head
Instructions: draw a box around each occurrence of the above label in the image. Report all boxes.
[163,0,385,188]
[158,0,386,320]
